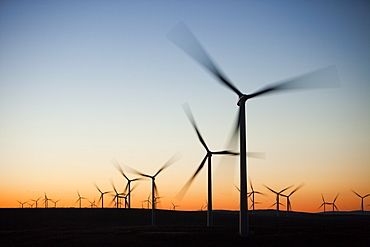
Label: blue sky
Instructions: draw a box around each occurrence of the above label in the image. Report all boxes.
[1,0,369,210]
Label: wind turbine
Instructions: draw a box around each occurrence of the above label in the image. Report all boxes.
[351,190,370,215]
[94,183,111,209]
[52,199,60,208]
[76,191,86,208]
[113,161,142,209]
[328,194,339,214]
[111,180,125,208]
[125,154,178,226]
[281,183,304,216]
[248,180,265,213]
[31,197,41,208]
[17,200,28,208]
[319,194,330,213]
[43,193,51,208]
[167,22,339,236]
[177,103,238,226]
[171,201,179,211]
[264,185,292,216]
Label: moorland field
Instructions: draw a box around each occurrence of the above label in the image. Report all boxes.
[1,208,369,246]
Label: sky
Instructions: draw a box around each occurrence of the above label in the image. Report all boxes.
[1,0,369,212]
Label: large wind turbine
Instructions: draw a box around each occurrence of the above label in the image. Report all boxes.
[264,185,292,216]
[113,161,141,209]
[167,22,339,236]
[126,155,178,226]
[351,190,370,215]
[177,103,238,226]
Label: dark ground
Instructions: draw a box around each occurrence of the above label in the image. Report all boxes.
[1,208,369,246]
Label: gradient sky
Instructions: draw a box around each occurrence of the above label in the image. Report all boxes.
[1,0,369,212]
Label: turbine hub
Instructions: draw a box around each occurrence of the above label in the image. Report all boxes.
[237,94,249,106]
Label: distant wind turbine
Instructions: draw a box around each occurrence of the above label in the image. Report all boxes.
[113,160,142,209]
[168,21,340,237]
[351,190,370,215]
[125,154,179,226]
[326,194,339,214]
[76,191,86,208]
[318,194,330,213]
[94,183,111,209]
[177,103,238,227]
[248,180,265,213]
[264,185,292,216]
[171,201,179,211]
[281,183,304,216]
[52,199,60,208]
[17,200,28,208]
[31,197,41,208]
[43,193,51,208]
[111,180,125,209]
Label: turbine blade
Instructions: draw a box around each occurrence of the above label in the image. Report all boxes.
[333,193,339,203]
[264,184,278,194]
[154,153,180,177]
[176,155,208,200]
[246,152,266,159]
[212,150,239,155]
[112,159,130,180]
[351,189,361,198]
[289,183,305,196]
[93,183,103,194]
[279,185,293,194]
[183,103,209,152]
[249,179,254,191]
[123,164,147,177]
[247,65,340,99]
[167,21,243,97]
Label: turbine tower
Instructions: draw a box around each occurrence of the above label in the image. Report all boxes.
[167,22,339,236]
[177,103,238,226]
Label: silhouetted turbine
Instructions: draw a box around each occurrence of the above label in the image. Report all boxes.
[281,183,304,216]
[31,197,41,208]
[351,190,370,215]
[126,154,179,226]
[177,103,238,226]
[43,193,51,208]
[94,183,112,209]
[264,185,292,216]
[113,160,142,209]
[171,201,179,211]
[318,194,330,213]
[167,21,339,237]
[52,199,60,208]
[326,194,339,214]
[248,180,265,213]
[17,200,28,208]
[76,191,86,208]
[110,180,125,208]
